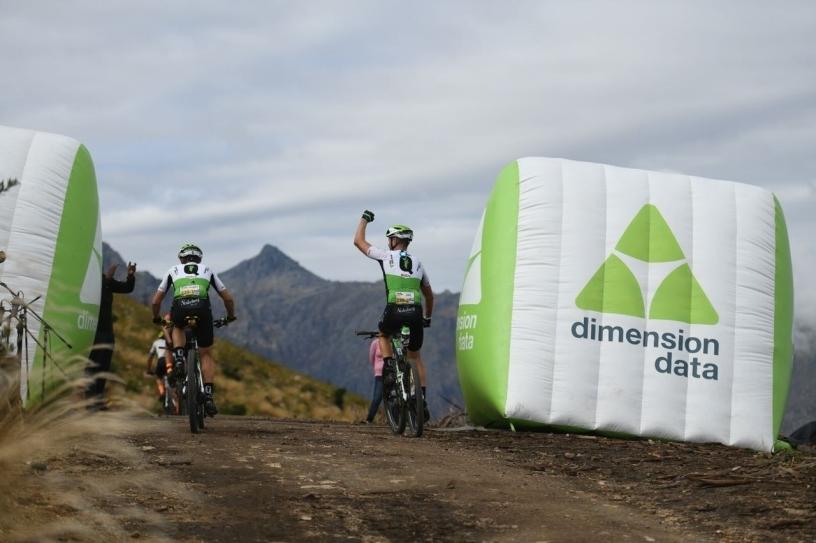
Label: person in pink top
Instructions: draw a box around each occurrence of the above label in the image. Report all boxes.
[363,337,384,423]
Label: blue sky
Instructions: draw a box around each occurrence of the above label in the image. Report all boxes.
[1,1,815,322]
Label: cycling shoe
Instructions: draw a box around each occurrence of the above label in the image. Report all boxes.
[204,395,218,416]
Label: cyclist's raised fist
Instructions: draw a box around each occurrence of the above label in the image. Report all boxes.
[362,210,375,223]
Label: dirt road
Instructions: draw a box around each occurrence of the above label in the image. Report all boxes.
[6,415,815,542]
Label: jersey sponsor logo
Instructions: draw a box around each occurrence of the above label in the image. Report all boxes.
[183,263,199,275]
[177,297,204,309]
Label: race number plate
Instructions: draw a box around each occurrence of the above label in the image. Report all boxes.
[179,284,201,298]
[395,291,415,305]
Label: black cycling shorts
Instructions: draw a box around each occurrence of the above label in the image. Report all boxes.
[171,298,214,348]
[154,356,167,378]
[378,304,423,352]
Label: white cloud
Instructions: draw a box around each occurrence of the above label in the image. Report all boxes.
[2,1,815,317]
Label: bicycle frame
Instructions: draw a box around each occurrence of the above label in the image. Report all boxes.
[355,326,423,437]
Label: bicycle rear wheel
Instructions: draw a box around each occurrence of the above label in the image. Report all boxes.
[382,370,406,435]
[404,360,424,438]
[185,349,200,434]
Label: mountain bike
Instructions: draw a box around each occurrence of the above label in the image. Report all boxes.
[170,316,230,434]
[355,327,424,437]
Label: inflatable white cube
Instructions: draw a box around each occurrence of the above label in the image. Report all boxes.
[456,158,794,451]
[0,125,102,405]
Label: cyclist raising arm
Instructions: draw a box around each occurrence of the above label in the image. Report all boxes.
[150,243,236,416]
[354,210,433,420]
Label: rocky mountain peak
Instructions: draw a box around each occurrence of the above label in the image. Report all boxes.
[256,244,299,269]
[222,244,323,286]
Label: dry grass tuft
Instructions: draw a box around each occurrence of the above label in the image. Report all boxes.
[0,358,177,542]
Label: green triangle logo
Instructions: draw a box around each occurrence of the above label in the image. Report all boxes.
[575,204,719,324]
[575,254,645,317]
[650,264,718,324]
[615,204,685,262]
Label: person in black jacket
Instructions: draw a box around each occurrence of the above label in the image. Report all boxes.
[85,262,136,409]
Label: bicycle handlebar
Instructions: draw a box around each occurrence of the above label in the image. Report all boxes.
[154,316,234,328]
[355,330,379,339]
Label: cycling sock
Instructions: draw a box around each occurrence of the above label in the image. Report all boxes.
[173,347,185,362]
[204,383,214,396]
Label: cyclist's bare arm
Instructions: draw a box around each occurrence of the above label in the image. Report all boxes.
[421,282,434,319]
[354,216,372,255]
[217,288,236,320]
[150,290,165,321]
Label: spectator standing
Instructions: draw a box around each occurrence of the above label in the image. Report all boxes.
[85,262,135,409]
[362,337,384,424]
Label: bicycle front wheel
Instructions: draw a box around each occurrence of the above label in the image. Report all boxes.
[404,361,424,438]
[185,349,200,434]
[382,374,406,435]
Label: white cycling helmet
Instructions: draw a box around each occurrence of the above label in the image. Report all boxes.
[178,242,203,261]
[385,224,413,241]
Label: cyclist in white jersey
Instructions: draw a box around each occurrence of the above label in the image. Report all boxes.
[146,323,173,410]
[150,243,236,416]
[354,210,434,420]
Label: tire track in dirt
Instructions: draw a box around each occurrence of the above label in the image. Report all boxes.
[126,417,703,542]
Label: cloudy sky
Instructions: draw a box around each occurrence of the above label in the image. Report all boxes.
[2,1,815,321]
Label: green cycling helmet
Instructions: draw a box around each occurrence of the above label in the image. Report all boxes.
[178,242,203,261]
[386,224,413,241]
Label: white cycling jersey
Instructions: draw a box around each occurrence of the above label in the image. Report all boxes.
[148,338,168,359]
[366,246,430,305]
[157,261,227,300]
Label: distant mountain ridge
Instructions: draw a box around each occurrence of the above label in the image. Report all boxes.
[103,242,816,431]
[103,243,462,417]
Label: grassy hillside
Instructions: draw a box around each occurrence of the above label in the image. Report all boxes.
[108,295,369,421]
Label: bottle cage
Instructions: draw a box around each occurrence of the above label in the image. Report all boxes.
[400,325,411,346]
